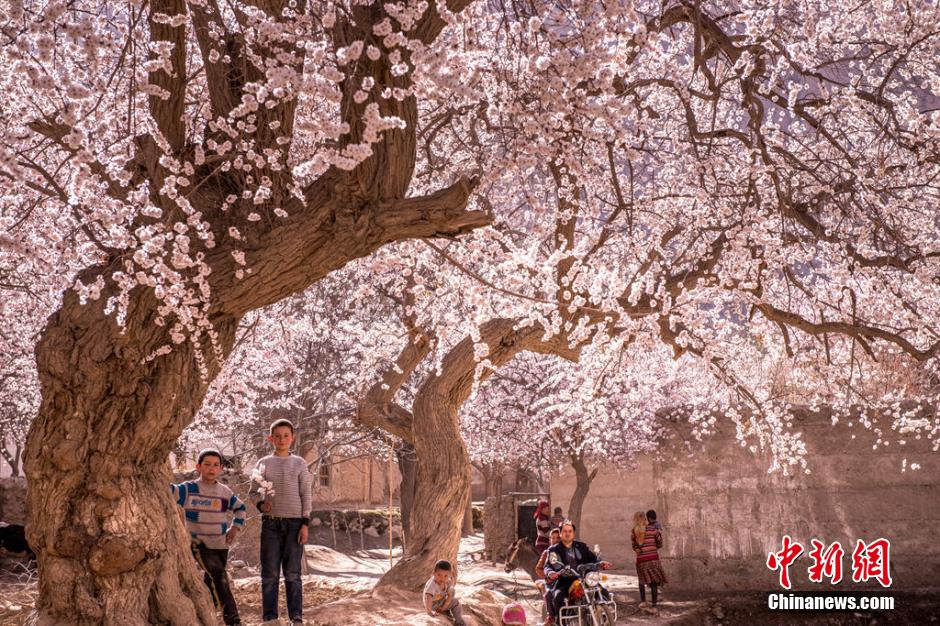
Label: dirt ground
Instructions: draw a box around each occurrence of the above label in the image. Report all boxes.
[2,537,938,625]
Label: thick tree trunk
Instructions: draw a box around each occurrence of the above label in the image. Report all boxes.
[377,319,579,590]
[375,378,471,590]
[567,456,598,530]
[25,288,238,625]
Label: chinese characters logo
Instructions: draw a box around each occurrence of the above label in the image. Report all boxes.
[767,537,891,589]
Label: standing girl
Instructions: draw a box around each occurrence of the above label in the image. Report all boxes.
[632,510,667,613]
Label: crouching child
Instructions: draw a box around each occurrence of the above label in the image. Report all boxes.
[424,559,466,625]
[172,448,246,626]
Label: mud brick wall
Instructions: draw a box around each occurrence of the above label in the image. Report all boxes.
[483,495,517,562]
[551,407,940,592]
[0,477,27,525]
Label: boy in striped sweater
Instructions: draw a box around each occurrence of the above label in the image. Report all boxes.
[172,448,246,626]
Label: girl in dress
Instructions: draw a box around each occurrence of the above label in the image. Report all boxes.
[632,510,667,613]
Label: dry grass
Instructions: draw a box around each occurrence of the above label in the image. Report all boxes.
[0,583,36,626]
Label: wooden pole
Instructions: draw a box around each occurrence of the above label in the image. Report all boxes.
[388,441,394,567]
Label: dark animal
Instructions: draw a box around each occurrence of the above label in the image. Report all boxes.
[0,523,35,560]
[504,537,541,581]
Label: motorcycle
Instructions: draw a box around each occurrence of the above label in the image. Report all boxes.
[555,562,617,626]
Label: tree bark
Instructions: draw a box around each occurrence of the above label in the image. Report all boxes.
[25,287,236,625]
[567,455,598,530]
[374,369,471,591]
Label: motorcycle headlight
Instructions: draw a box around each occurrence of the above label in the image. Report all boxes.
[584,571,602,586]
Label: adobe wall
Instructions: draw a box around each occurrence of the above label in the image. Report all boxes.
[551,407,940,592]
[0,477,26,525]
[306,453,401,507]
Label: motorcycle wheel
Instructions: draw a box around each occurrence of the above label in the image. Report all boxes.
[596,602,615,626]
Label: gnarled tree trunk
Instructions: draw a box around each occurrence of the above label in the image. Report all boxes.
[25,287,236,625]
[377,319,579,590]
[378,372,472,589]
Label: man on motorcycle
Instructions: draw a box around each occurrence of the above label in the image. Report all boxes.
[542,520,612,625]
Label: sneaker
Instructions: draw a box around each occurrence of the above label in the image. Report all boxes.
[638,601,649,608]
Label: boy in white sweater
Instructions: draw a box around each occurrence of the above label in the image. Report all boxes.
[251,419,313,626]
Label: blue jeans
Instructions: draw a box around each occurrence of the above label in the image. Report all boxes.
[260,517,305,621]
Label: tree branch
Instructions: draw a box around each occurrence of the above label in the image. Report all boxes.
[215,173,490,316]
[412,0,479,45]
[148,0,188,152]
[26,119,131,203]
[755,301,940,362]
[187,0,237,120]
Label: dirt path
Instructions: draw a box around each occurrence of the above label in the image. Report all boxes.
[3,536,938,625]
